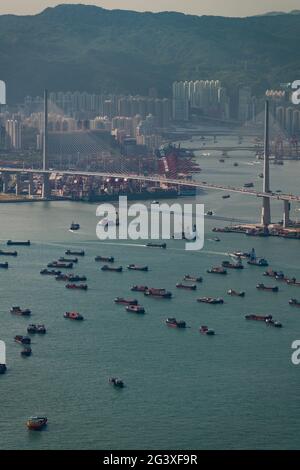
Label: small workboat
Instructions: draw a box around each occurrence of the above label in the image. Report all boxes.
[27,324,46,334]
[144,288,172,299]
[7,240,30,246]
[66,284,88,290]
[245,314,273,321]
[10,306,31,316]
[64,311,84,320]
[256,283,279,292]
[131,285,148,292]
[101,265,123,272]
[0,250,17,256]
[26,416,47,431]
[289,298,300,307]
[244,182,254,188]
[165,318,186,328]
[207,267,227,275]
[197,297,224,304]
[14,335,31,345]
[21,347,32,357]
[95,256,114,263]
[70,222,80,231]
[146,242,167,249]
[227,289,245,297]
[183,275,203,283]
[199,325,215,335]
[114,297,138,305]
[127,264,148,271]
[0,364,7,374]
[65,249,85,256]
[109,377,124,388]
[0,262,8,269]
[59,257,78,263]
[206,210,214,216]
[176,283,197,291]
[126,305,145,314]
[222,194,230,199]
[40,269,62,276]
[55,274,69,281]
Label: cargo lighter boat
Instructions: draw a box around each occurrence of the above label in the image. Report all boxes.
[126,305,145,314]
[144,288,172,298]
[101,265,123,272]
[127,264,148,271]
[27,324,46,334]
[65,249,85,256]
[197,297,224,304]
[199,325,215,335]
[183,275,203,283]
[7,240,30,246]
[146,242,167,249]
[0,262,8,269]
[165,318,187,328]
[114,297,138,305]
[95,256,114,263]
[0,250,17,256]
[66,284,88,290]
[176,283,197,291]
[64,311,84,320]
[256,283,279,292]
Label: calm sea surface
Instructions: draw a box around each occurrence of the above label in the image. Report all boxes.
[0,135,300,450]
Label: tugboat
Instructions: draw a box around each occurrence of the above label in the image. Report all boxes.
[0,250,17,256]
[144,288,172,299]
[0,364,7,374]
[40,269,62,276]
[21,347,32,357]
[27,324,46,334]
[59,257,78,263]
[70,222,80,231]
[197,297,224,304]
[131,285,148,292]
[199,325,215,335]
[245,314,273,321]
[222,259,243,269]
[64,311,84,321]
[127,264,148,271]
[66,284,88,290]
[7,240,30,246]
[264,269,285,280]
[165,318,187,328]
[47,261,73,269]
[183,275,203,283]
[207,267,227,275]
[286,278,300,286]
[227,289,245,297]
[109,377,124,388]
[247,248,268,267]
[65,249,85,256]
[114,297,138,305]
[265,318,282,328]
[146,242,167,249]
[256,283,279,292]
[126,305,145,314]
[289,298,300,307]
[101,265,123,272]
[10,306,31,316]
[95,256,114,263]
[14,335,31,345]
[26,416,47,431]
[176,283,197,291]
[0,262,8,269]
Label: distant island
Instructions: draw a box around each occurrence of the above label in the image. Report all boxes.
[0,4,300,102]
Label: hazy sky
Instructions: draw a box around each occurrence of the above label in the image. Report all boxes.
[0,1,300,17]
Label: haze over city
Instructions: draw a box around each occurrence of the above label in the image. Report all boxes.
[1,0,300,17]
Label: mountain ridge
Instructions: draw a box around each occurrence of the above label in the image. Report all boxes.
[0,4,299,103]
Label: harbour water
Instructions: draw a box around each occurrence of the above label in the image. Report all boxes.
[0,135,300,450]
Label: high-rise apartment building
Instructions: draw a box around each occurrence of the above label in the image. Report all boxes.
[5,119,22,150]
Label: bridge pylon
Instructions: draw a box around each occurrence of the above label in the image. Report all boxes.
[261,101,271,228]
